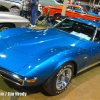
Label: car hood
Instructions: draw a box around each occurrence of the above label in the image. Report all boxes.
[0,12,29,22]
[0,28,84,72]
[4,28,84,56]
[88,12,100,17]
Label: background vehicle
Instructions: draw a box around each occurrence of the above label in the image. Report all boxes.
[0,17,100,95]
[0,0,42,16]
[0,0,22,9]
[43,4,100,21]
[0,4,30,32]
[39,0,64,6]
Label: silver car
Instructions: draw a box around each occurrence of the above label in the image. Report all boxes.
[0,0,42,16]
[0,4,30,32]
[0,0,21,9]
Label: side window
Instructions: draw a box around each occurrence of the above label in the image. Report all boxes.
[66,6,72,11]
[73,7,85,13]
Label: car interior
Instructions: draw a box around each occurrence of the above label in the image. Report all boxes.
[54,19,95,40]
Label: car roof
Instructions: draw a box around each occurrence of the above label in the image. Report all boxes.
[68,17,100,27]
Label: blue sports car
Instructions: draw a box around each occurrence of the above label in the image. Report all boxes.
[0,17,100,95]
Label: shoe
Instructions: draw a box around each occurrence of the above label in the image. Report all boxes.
[29,24,31,26]
[31,24,36,28]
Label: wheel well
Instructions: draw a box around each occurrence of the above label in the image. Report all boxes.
[0,23,16,28]
[54,13,61,16]
[60,61,77,77]
[69,61,77,76]
[56,61,78,77]
[11,6,19,9]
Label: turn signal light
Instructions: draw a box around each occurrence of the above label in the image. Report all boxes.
[26,80,36,83]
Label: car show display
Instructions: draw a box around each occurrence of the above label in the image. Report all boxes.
[0,17,100,95]
[0,0,42,16]
[0,0,100,98]
[0,4,30,32]
[43,4,100,21]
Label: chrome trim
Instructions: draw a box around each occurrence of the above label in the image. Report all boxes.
[0,70,24,86]
[0,68,37,86]
[0,74,23,86]
[56,67,72,90]
[77,61,100,74]
[92,27,98,41]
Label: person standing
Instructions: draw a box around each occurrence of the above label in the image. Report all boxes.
[98,7,100,15]
[21,0,29,19]
[93,6,98,14]
[27,0,39,27]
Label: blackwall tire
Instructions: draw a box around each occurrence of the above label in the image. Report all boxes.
[0,24,13,32]
[54,14,61,20]
[42,62,74,95]
[37,11,41,17]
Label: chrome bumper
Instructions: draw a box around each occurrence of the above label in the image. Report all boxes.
[0,67,37,86]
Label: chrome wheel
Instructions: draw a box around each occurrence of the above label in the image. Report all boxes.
[56,67,72,90]
[0,27,9,32]
[42,62,74,95]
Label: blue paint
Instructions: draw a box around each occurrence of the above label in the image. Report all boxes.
[0,17,100,86]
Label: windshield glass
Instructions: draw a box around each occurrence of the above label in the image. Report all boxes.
[54,18,96,40]
[81,5,88,13]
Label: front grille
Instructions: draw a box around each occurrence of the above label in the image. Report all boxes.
[0,71,23,86]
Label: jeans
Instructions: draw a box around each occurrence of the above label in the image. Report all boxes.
[21,10,29,19]
[31,8,38,25]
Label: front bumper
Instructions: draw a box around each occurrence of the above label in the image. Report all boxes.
[0,67,37,86]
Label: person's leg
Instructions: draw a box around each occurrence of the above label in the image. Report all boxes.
[31,8,38,25]
[25,11,28,19]
[21,10,25,17]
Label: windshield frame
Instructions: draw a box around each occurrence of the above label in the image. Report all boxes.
[54,18,96,41]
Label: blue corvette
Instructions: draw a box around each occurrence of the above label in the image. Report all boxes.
[0,17,100,95]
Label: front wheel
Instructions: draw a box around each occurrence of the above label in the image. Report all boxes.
[42,62,74,95]
[0,24,14,32]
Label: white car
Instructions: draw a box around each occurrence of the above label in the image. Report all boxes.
[0,4,30,32]
[0,0,42,16]
[0,0,21,9]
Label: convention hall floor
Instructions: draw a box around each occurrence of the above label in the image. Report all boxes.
[0,26,100,100]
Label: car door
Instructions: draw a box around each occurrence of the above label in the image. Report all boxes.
[88,28,100,65]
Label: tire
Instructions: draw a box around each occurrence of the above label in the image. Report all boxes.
[0,24,14,32]
[54,14,61,20]
[37,11,41,17]
[42,62,74,95]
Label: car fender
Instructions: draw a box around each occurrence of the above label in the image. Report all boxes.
[55,56,78,72]
[17,48,79,86]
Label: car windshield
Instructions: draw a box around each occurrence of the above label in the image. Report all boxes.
[54,18,96,41]
[81,5,88,13]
